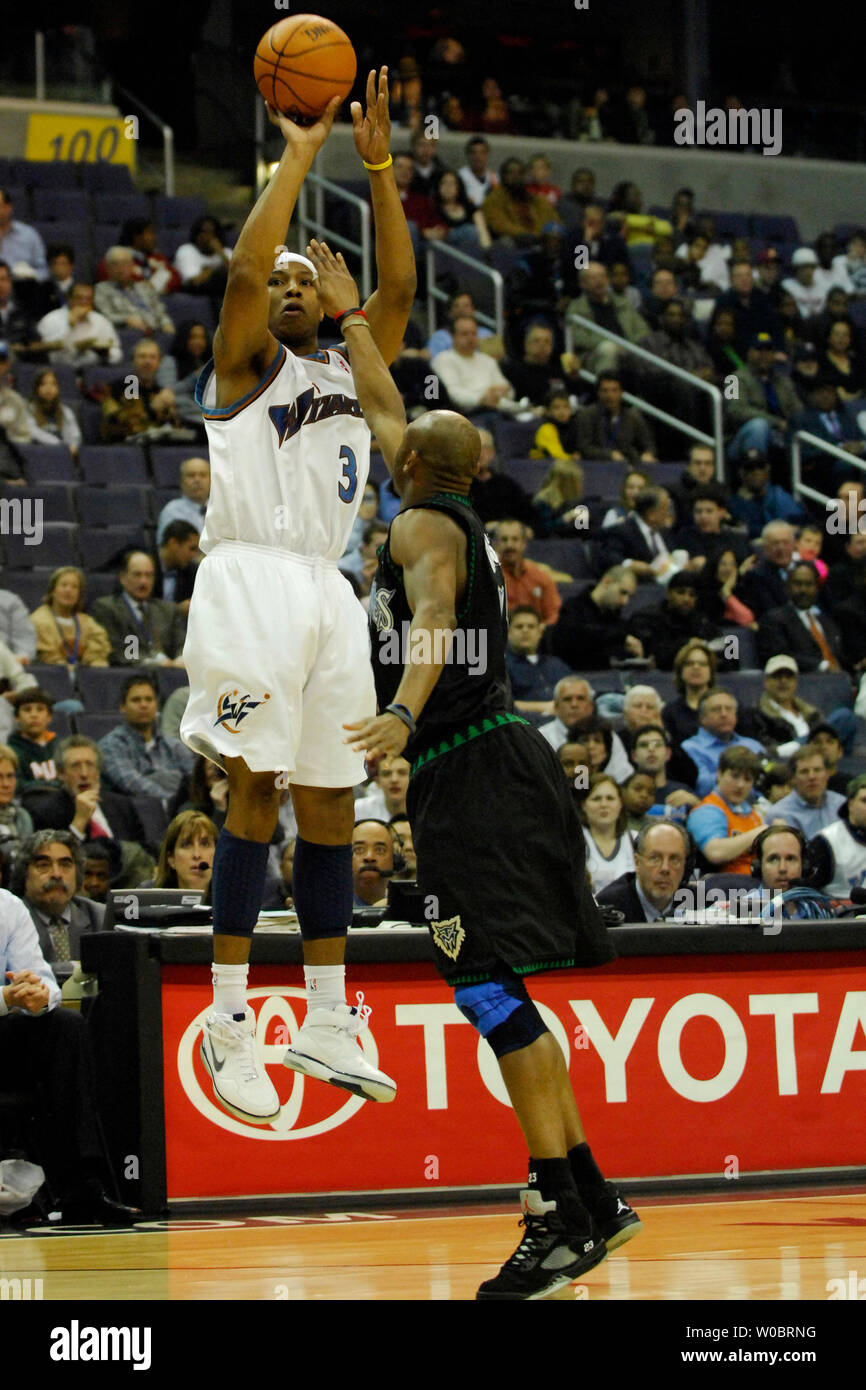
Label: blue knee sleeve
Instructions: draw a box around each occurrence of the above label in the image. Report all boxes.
[212,829,270,937]
[292,837,353,941]
[455,973,548,1058]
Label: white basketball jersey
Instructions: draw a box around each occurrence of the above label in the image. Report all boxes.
[816,820,866,897]
[194,342,370,559]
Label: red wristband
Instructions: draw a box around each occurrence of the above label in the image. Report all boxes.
[334,307,367,325]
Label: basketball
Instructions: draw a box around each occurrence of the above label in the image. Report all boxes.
[253,14,357,122]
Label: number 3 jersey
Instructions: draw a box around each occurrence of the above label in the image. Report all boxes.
[369,492,513,763]
[194,341,369,558]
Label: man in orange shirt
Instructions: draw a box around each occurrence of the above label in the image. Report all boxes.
[492,518,561,626]
[686,746,765,875]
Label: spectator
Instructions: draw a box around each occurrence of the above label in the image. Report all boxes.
[90,549,187,668]
[576,203,630,270]
[94,247,174,335]
[598,484,674,577]
[531,389,581,462]
[715,261,779,355]
[705,305,745,380]
[549,567,642,670]
[793,522,829,582]
[597,821,694,922]
[771,744,846,836]
[105,218,182,295]
[33,243,77,319]
[457,136,499,209]
[0,186,47,281]
[700,547,757,630]
[425,171,491,255]
[30,566,110,668]
[354,754,410,821]
[790,340,824,399]
[580,772,636,895]
[821,320,866,400]
[601,468,651,529]
[492,519,561,625]
[81,840,121,903]
[642,299,715,427]
[478,77,514,135]
[808,724,854,795]
[621,770,659,832]
[666,443,717,528]
[482,159,560,245]
[173,215,232,302]
[504,233,583,352]
[538,678,632,779]
[663,639,718,745]
[643,266,681,330]
[607,181,670,245]
[154,520,200,611]
[630,572,715,669]
[826,527,866,608]
[352,819,395,908]
[676,216,731,292]
[431,316,522,422]
[98,673,193,806]
[0,876,139,1225]
[673,484,749,565]
[794,379,866,477]
[727,452,805,539]
[782,248,829,317]
[24,368,82,453]
[179,753,228,833]
[575,373,656,465]
[835,558,866,674]
[388,815,416,881]
[156,320,212,391]
[0,259,37,352]
[830,231,866,299]
[505,606,573,713]
[811,774,866,898]
[753,761,795,820]
[687,746,765,875]
[555,167,597,231]
[503,324,582,408]
[156,455,210,544]
[622,686,666,737]
[681,687,765,798]
[426,291,496,358]
[408,131,446,196]
[565,262,648,375]
[738,520,798,618]
[0,745,34,852]
[668,187,696,241]
[749,825,807,896]
[14,829,103,969]
[9,689,60,789]
[725,332,803,464]
[629,724,699,808]
[526,154,561,206]
[152,810,216,896]
[468,431,535,527]
[388,151,437,243]
[757,562,844,673]
[753,247,784,306]
[101,338,186,443]
[609,261,643,313]
[531,458,585,536]
[0,575,37,663]
[36,282,121,367]
[0,343,31,479]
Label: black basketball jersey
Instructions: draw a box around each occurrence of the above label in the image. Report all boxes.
[369,492,512,763]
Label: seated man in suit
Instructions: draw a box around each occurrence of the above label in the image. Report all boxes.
[737,519,797,619]
[575,372,657,465]
[791,378,866,486]
[757,562,845,673]
[598,484,676,580]
[154,519,200,614]
[548,566,644,670]
[0,882,138,1225]
[90,549,187,668]
[12,829,104,977]
[597,820,694,922]
[22,734,158,879]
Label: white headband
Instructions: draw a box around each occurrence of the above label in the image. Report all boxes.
[273,249,318,278]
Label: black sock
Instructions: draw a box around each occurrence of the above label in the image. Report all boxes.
[568,1142,607,1193]
[528,1157,577,1203]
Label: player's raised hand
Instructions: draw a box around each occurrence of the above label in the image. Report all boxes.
[306,239,360,318]
[265,94,342,157]
[343,712,409,761]
[351,67,391,166]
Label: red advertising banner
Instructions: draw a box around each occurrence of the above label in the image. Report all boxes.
[161,954,866,1199]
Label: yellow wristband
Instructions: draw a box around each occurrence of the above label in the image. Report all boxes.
[363,154,393,171]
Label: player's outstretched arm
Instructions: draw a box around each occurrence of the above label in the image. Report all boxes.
[352,68,416,365]
[307,239,407,473]
[215,97,341,384]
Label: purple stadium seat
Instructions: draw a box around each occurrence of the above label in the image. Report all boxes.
[154,195,207,228]
[92,193,151,226]
[78,713,127,740]
[12,363,79,401]
[77,667,136,713]
[145,445,208,487]
[2,187,30,219]
[0,483,76,526]
[16,444,77,483]
[26,665,76,703]
[78,446,149,487]
[493,419,539,459]
[90,224,122,260]
[3,571,54,612]
[75,400,105,447]
[85,527,150,572]
[579,460,628,500]
[33,224,92,278]
[164,293,215,330]
[13,160,80,189]
[77,486,152,528]
[526,538,591,578]
[31,189,89,223]
[78,164,135,194]
[157,666,189,700]
[3,523,80,570]
[499,457,551,495]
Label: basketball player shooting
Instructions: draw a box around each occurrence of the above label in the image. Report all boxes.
[301,239,642,1299]
[182,69,415,1123]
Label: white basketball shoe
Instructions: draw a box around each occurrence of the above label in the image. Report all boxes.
[200,1007,281,1124]
[283,992,396,1103]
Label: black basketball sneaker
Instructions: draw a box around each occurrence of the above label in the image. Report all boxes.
[476,1189,608,1300]
[579,1182,643,1251]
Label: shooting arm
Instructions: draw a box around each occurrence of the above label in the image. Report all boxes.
[362,167,417,364]
[341,315,407,474]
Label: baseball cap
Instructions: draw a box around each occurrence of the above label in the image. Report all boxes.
[794,341,819,361]
[764,655,799,676]
[750,331,774,350]
[740,449,769,471]
[756,248,780,265]
[791,248,818,268]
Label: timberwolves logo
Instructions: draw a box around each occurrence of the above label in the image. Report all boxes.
[370,582,396,633]
[430,916,465,961]
[214,689,270,734]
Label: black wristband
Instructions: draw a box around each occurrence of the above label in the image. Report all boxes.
[385,703,417,737]
[334,307,366,325]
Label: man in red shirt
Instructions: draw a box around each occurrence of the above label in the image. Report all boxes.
[493,518,561,626]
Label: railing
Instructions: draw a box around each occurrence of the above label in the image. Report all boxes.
[423,241,505,341]
[564,313,725,477]
[296,171,373,302]
[791,430,866,508]
[111,83,174,195]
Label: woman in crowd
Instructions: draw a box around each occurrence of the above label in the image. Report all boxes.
[822,319,865,400]
[30,567,111,669]
[157,320,213,390]
[699,548,757,629]
[179,754,229,834]
[706,306,744,380]
[531,458,585,537]
[663,639,718,745]
[0,744,34,854]
[26,369,82,454]
[153,809,217,898]
[601,468,651,529]
[426,170,491,253]
[580,772,636,894]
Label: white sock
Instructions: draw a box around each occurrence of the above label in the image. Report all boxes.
[212,962,249,1017]
[304,964,345,1012]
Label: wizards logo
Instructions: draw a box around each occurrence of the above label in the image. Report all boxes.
[214,689,270,734]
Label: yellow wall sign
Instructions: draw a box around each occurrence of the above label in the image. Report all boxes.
[26,114,136,168]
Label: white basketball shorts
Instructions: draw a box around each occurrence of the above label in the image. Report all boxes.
[180,540,375,786]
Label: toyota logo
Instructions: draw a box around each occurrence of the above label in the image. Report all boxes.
[177,988,380,1139]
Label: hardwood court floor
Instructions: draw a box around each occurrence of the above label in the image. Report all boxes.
[1,1189,864,1300]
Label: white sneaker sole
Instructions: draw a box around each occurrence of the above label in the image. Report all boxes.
[199,1039,281,1124]
[282,1046,396,1103]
